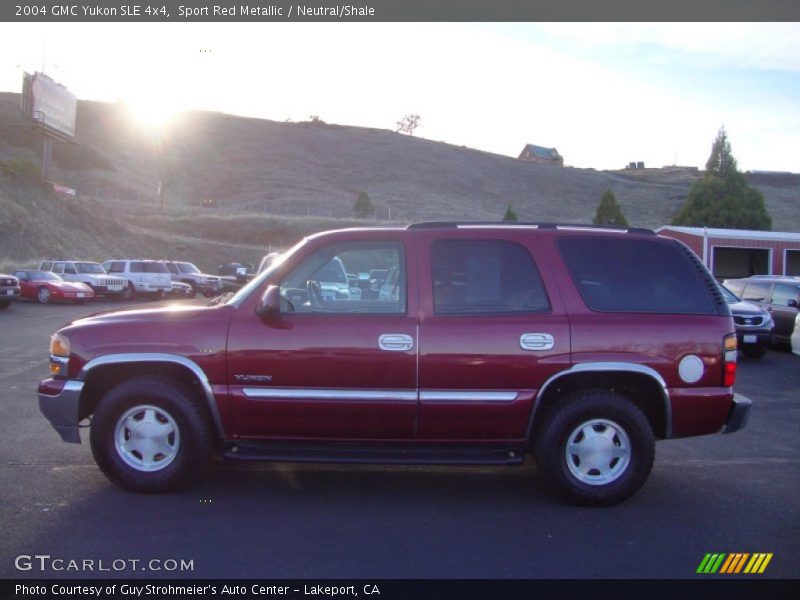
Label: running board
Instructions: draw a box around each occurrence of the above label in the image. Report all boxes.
[224,441,526,466]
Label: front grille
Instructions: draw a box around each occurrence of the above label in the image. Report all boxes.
[99,278,127,286]
[734,315,764,326]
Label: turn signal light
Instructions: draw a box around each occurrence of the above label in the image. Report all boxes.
[723,333,737,387]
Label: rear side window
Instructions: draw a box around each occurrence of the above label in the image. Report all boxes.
[431,240,550,315]
[558,237,717,314]
[130,262,144,273]
[771,283,800,306]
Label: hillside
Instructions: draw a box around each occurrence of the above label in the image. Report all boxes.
[1,91,799,271]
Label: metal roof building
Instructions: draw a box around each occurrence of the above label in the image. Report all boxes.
[657,226,800,279]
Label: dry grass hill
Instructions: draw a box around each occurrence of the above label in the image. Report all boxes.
[1,91,798,272]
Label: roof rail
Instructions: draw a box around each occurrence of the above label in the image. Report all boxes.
[406,221,655,234]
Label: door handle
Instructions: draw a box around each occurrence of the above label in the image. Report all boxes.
[520,333,555,351]
[379,334,414,352]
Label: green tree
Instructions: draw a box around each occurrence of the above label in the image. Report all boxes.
[353,191,375,218]
[672,127,771,231]
[502,203,518,222]
[593,190,629,227]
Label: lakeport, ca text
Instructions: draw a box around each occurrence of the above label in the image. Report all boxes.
[15,584,381,597]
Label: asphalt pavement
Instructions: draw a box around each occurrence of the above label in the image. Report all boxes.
[1,300,798,579]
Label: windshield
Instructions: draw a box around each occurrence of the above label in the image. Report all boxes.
[31,271,62,281]
[75,262,106,274]
[144,262,169,273]
[178,262,200,274]
[226,239,306,306]
[719,284,740,304]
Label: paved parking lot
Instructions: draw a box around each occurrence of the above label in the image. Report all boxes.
[1,299,798,579]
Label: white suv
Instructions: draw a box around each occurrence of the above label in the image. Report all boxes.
[102,259,173,300]
[39,260,128,298]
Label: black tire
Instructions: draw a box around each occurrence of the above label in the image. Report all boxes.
[533,389,655,506]
[90,376,213,493]
[150,290,166,301]
[0,301,9,310]
[181,280,198,297]
[741,345,767,359]
[37,286,51,304]
[122,283,135,301]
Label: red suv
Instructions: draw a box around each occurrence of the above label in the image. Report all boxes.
[38,223,749,505]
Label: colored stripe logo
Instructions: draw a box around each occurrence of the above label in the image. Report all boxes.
[697,553,773,574]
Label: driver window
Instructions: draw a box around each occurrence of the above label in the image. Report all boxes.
[279,241,405,314]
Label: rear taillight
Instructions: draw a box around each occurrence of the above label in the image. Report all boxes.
[723,334,737,387]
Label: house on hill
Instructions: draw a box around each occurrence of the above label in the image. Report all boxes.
[518,144,563,166]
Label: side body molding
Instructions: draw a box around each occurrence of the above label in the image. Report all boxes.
[79,353,226,439]
[526,362,672,439]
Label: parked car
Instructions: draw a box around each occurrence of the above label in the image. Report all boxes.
[102,259,173,300]
[169,280,196,299]
[218,262,255,292]
[723,276,800,346]
[39,223,747,506]
[163,261,222,297]
[719,284,774,359]
[0,273,21,309]
[13,270,95,304]
[39,260,127,299]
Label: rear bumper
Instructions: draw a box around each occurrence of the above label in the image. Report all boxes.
[722,393,752,434]
[38,378,84,444]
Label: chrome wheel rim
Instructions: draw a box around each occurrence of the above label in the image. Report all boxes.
[38,288,50,303]
[565,418,631,485]
[114,405,180,472]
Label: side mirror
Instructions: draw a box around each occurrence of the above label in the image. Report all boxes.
[788,298,798,308]
[256,285,281,317]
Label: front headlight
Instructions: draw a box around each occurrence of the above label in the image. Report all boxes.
[763,312,774,329]
[50,333,70,357]
[49,333,70,377]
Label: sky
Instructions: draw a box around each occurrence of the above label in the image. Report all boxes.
[1,22,798,172]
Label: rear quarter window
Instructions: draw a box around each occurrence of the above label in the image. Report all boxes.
[557,237,717,314]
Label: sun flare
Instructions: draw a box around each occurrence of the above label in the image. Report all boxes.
[123,94,183,130]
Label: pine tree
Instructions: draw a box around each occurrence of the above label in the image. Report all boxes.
[502,203,519,222]
[593,190,629,227]
[353,191,375,218]
[672,128,771,230]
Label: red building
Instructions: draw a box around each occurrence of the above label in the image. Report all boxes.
[657,226,800,280]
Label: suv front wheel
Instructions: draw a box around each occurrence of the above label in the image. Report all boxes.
[90,376,213,493]
[533,390,655,506]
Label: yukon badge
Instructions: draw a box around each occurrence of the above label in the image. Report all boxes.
[234,374,273,383]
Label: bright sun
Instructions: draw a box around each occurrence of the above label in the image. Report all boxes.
[123,94,183,130]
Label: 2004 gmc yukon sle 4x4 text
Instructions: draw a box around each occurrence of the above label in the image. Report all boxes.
[38,223,750,506]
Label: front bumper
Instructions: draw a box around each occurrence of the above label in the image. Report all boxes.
[735,331,772,347]
[38,378,84,443]
[722,393,752,434]
[1,286,21,301]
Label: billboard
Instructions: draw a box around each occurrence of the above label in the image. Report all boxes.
[21,72,77,139]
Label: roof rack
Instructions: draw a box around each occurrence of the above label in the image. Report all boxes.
[406,222,655,234]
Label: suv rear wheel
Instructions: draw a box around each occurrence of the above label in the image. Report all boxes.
[533,390,654,506]
[90,376,213,493]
